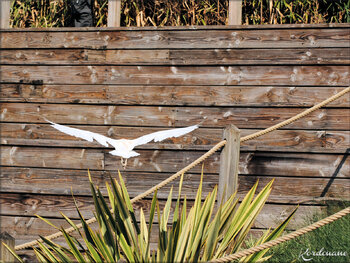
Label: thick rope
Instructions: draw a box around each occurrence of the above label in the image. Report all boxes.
[210,207,350,263]
[14,87,349,251]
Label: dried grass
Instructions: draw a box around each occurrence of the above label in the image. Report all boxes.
[9,0,349,28]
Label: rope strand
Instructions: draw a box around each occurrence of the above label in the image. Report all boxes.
[210,207,350,262]
[14,87,349,251]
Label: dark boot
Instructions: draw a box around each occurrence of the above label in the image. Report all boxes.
[71,0,93,27]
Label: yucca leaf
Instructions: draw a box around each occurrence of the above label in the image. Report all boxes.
[61,228,85,263]
[109,178,129,239]
[33,246,50,263]
[173,205,194,262]
[106,181,116,214]
[139,208,148,260]
[159,186,173,253]
[96,188,117,255]
[72,199,96,248]
[37,241,60,263]
[232,180,274,252]
[164,229,174,263]
[147,189,157,251]
[118,171,140,235]
[188,172,203,248]
[230,180,259,227]
[85,239,104,262]
[118,233,134,262]
[244,206,298,262]
[215,180,260,257]
[166,173,186,262]
[173,173,184,227]
[179,196,187,236]
[189,186,217,262]
[2,242,25,263]
[35,214,60,231]
[39,236,72,263]
[59,212,81,236]
[89,173,116,257]
[110,177,138,247]
[219,194,239,233]
[202,203,222,261]
[91,232,115,262]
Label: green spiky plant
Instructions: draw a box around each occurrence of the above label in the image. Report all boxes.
[10,0,349,28]
[5,171,297,262]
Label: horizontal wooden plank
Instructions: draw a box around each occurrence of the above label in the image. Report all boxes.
[2,146,349,178]
[1,28,349,49]
[169,48,350,65]
[1,167,349,201]
[1,65,349,86]
[1,103,349,130]
[1,123,349,153]
[0,194,320,230]
[1,84,349,107]
[1,48,348,65]
[1,146,105,170]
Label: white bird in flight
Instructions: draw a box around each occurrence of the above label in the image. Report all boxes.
[45,119,198,167]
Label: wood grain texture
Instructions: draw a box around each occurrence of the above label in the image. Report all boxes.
[2,48,348,65]
[1,84,349,107]
[2,167,348,201]
[0,195,323,230]
[2,124,349,153]
[0,0,11,29]
[218,125,240,203]
[1,146,349,178]
[107,0,121,27]
[1,27,349,49]
[228,0,242,25]
[1,103,349,130]
[1,65,349,86]
[1,25,349,251]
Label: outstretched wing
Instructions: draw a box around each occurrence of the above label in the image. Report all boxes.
[45,119,115,147]
[132,125,199,147]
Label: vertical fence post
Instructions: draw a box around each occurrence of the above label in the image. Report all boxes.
[228,0,242,25]
[218,124,240,204]
[0,0,11,29]
[0,232,15,263]
[108,0,121,27]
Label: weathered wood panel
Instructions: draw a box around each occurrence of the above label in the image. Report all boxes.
[1,48,349,65]
[1,84,349,107]
[1,27,349,49]
[1,65,348,86]
[0,25,349,254]
[0,194,319,229]
[1,103,349,130]
[1,123,349,153]
[2,146,349,178]
[1,167,348,201]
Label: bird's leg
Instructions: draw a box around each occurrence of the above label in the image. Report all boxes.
[120,157,128,169]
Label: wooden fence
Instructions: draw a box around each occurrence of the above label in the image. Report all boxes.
[1,23,349,260]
